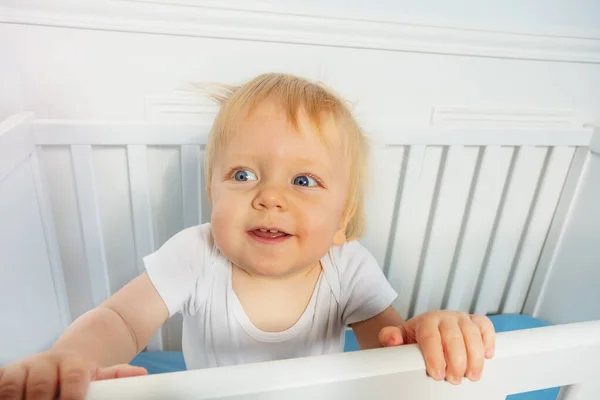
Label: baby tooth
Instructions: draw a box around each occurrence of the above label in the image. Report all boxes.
[259,229,267,232]
[269,230,278,233]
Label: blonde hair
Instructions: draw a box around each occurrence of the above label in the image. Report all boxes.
[202,73,369,241]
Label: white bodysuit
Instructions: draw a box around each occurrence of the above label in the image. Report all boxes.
[144,223,398,370]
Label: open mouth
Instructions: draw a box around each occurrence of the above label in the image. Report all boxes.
[248,228,291,242]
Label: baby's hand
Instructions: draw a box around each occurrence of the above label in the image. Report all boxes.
[0,350,147,399]
[378,311,495,385]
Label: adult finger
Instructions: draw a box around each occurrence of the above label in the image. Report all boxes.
[415,319,445,381]
[470,314,496,358]
[459,315,485,382]
[439,318,467,385]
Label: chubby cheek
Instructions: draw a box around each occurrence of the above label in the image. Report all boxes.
[295,201,342,245]
[209,188,245,246]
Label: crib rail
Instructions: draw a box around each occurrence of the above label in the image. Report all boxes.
[85,320,600,400]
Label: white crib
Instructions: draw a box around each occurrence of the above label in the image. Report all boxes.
[1,111,600,399]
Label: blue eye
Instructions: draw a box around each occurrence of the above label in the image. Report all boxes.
[233,169,257,182]
[293,175,318,187]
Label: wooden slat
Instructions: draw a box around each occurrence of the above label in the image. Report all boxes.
[413,146,479,315]
[86,320,600,400]
[387,146,442,318]
[180,145,202,228]
[0,112,35,183]
[501,147,575,313]
[30,149,72,328]
[127,145,163,351]
[71,145,111,307]
[473,146,548,316]
[32,120,593,147]
[445,146,513,311]
[362,144,405,268]
[523,147,589,316]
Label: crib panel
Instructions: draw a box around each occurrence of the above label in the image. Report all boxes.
[146,146,186,351]
[30,150,72,329]
[40,146,95,319]
[92,146,139,296]
[0,113,35,183]
[0,158,65,364]
[71,145,111,307]
[29,120,594,349]
[444,146,514,311]
[387,145,443,317]
[128,145,164,351]
[181,144,204,228]
[412,145,480,315]
[501,146,575,314]
[361,144,405,269]
[473,146,548,316]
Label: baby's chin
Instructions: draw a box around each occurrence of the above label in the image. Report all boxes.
[234,260,316,280]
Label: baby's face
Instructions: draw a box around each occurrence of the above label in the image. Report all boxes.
[209,100,350,278]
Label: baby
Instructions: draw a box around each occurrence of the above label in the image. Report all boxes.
[0,73,495,399]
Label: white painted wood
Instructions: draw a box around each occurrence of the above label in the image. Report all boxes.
[0,112,34,182]
[30,149,72,328]
[413,145,479,315]
[2,1,600,63]
[127,145,164,351]
[522,147,589,317]
[387,146,442,318]
[590,127,600,155]
[0,159,66,365]
[444,146,514,311]
[473,146,547,316]
[532,151,600,324]
[32,121,593,147]
[501,147,575,314]
[33,121,211,145]
[180,144,202,229]
[558,381,600,400]
[86,320,600,400]
[430,106,581,128]
[71,145,111,307]
[361,144,405,269]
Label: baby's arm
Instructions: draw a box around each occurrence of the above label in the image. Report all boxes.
[0,272,169,399]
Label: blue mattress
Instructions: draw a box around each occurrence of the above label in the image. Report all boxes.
[131,314,558,400]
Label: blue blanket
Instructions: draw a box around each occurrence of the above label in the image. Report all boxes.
[131,314,558,400]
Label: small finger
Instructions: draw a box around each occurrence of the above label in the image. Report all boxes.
[58,359,90,400]
[94,365,148,381]
[26,359,58,400]
[439,318,467,385]
[377,327,404,347]
[470,314,496,358]
[0,364,27,400]
[459,315,485,382]
[415,320,446,381]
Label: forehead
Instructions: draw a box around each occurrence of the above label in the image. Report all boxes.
[223,100,345,163]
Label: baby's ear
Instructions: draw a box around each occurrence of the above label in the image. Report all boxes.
[333,229,346,246]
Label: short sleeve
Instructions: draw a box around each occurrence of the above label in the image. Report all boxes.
[143,223,215,317]
[334,241,398,326]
